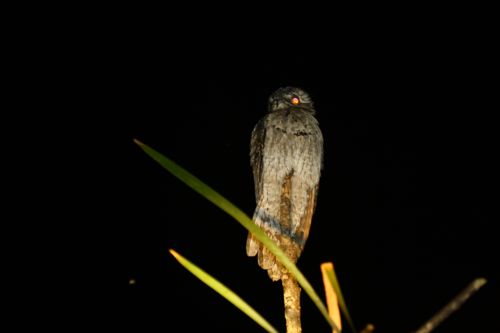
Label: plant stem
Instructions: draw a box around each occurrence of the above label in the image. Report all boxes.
[282,273,302,333]
[414,277,487,333]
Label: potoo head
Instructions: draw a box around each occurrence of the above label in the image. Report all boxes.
[268,87,315,114]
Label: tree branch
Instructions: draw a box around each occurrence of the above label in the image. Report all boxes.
[282,273,302,333]
[414,277,487,333]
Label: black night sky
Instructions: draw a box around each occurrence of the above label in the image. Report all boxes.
[70,15,499,332]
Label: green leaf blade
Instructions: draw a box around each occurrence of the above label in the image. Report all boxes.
[325,265,356,333]
[169,249,278,333]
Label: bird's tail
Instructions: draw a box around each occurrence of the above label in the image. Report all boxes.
[246,206,301,281]
[246,210,283,281]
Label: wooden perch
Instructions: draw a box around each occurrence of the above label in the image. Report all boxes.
[414,277,487,333]
[282,273,302,333]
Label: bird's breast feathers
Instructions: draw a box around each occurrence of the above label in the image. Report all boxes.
[262,111,323,183]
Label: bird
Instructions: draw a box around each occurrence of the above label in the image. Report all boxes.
[247,86,323,281]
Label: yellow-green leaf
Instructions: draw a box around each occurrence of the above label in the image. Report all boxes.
[321,263,342,333]
[169,249,278,333]
[322,262,356,333]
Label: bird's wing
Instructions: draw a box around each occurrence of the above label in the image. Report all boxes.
[295,184,319,252]
[247,116,272,259]
[250,116,267,201]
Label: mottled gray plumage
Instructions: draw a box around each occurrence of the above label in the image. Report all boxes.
[247,87,323,281]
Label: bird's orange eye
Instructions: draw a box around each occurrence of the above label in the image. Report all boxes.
[291,96,300,105]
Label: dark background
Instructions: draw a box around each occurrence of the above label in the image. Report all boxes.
[39,11,497,332]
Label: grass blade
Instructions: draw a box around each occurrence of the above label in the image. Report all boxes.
[169,249,278,333]
[134,139,337,330]
[322,262,356,333]
[321,263,342,332]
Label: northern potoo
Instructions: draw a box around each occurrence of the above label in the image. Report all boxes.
[247,87,323,281]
